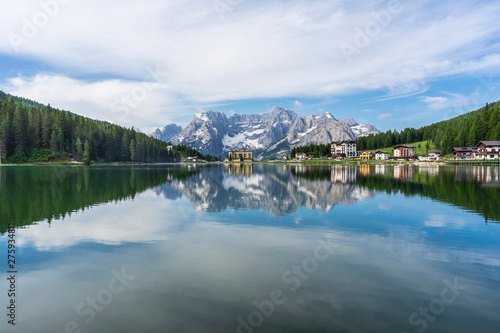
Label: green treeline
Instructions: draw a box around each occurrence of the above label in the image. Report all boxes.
[357,101,500,154]
[291,143,331,158]
[0,165,199,233]
[289,165,500,222]
[356,168,500,223]
[0,91,217,163]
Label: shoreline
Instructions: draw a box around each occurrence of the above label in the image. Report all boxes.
[2,159,499,167]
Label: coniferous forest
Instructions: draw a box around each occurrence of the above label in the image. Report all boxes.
[0,91,218,163]
[356,101,500,154]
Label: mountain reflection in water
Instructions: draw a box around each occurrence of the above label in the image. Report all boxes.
[1,164,500,234]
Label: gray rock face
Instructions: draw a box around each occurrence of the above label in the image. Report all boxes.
[342,117,381,137]
[171,111,229,157]
[150,124,182,143]
[167,107,380,159]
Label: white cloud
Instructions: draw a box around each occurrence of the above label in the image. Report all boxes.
[1,0,500,127]
[294,100,303,107]
[378,113,392,119]
[363,109,373,112]
[424,214,468,229]
[421,89,496,112]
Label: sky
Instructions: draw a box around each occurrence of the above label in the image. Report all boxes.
[1,0,500,134]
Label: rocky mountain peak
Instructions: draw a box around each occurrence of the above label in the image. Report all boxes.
[161,107,380,159]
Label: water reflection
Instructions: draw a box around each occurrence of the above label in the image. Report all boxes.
[2,164,500,234]
[166,164,375,216]
[1,164,500,333]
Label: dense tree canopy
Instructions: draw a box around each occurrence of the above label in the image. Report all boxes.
[0,91,217,163]
[291,143,331,158]
[356,101,500,154]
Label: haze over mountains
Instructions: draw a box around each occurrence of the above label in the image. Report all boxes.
[148,107,380,159]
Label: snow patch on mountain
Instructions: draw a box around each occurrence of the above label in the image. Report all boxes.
[165,107,380,159]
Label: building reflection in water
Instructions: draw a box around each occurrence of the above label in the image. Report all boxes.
[375,165,389,176]
[393,165,415,180]
[453,165,500,186]
[225,163,253,175]
[331,165,357,183]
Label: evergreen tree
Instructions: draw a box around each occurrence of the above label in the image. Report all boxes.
[82,140,91,165]
[441,127,454,155]
[76,137,83,160]
[130,138,136,163]
[12,105,29,157]
[384,130,392,147]
[50,130,59,155]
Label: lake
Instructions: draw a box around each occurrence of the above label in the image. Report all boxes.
[1,164,500,333]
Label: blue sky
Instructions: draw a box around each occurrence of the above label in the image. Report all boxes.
[1,0,500,133]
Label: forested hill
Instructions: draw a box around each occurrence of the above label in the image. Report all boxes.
[357,101,500,154]
[0,91,217,163]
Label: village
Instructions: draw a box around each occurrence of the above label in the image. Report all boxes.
[281,140,500,162]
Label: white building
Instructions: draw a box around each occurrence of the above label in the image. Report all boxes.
[428,150,441,159]
[393,145,416,158]
[475,141,500,160]
[296,153,307,160]
[331,140,357,158]
[375,151,389,160]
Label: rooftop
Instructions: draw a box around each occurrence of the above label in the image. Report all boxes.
[476,141,500,147]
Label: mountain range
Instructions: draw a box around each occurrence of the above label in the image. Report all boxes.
[148,107,380,159]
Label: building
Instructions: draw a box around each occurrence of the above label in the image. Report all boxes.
[428,150,442,159]
[475,141,500,160]
[452,147,477,160]
[282,154,291,160]
[375,151,389,160]
[393,145,416,158]
[331,140,357,158]
[360,151,375,160]
[296,153,307,160]
[228,150,253,161]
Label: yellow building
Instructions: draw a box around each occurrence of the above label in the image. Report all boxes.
[360,151,375,160]
[227,150,253,162]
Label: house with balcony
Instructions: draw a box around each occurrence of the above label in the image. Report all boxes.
[375,151,389,160]
[393,145,416,158]
[428,150,442,160]
[331,140,357,158]
[296,153,307,160]
[360,151,375,160]
[475,141,500,160]
[452,147,477,160]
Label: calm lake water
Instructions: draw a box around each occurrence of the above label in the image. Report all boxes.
[1,164,500,333]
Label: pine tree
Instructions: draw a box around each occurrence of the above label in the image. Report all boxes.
[384,130,392,147]
[441,127,454,155]
[41,106,53,149]
[12,105,29,157]
[82,140,91,165]
[129,138,136,163]
[76,137,83,160]
[50,130,59,155]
